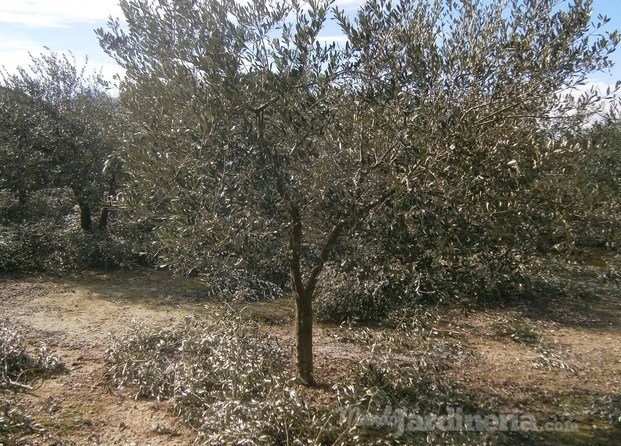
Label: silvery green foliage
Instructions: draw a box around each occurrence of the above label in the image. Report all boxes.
[0,396,38,444]
[587,394,621,428]
[0,188,145,272]
[97,0,619,313]
[106,313,332,444]
[106,310,512,444]
[0,324,64,388]
[0,51,119,231]
[0,325,62,442]
[201,269,284,301]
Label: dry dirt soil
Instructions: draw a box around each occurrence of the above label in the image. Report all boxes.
[1,269,620,445]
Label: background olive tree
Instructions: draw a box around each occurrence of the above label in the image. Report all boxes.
[98,0,618,384]
[0,51,119,232]
[0,52,130,272]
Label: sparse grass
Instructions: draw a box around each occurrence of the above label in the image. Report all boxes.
[492,316,576,373]
[2,248,619,445]
[105,308,527,445]
[103,285,618,444]
[492,316,543,347]
[0,325,64,444]
[0,394,39,444]
[106,311,333,444]
[0,324,65,390]
[241,297,295,326]
[587,394,621,429]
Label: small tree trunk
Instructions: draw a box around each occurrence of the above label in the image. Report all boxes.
[17,188,28,206]
[78,199,93,231]
[98,173,116,230]
[287,201,315,385]
[98,207,109,230]
[283,188,389,386]
[294,288,314,386]
[287,198,345,386]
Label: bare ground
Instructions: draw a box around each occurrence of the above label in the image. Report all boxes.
[1,269,620,445]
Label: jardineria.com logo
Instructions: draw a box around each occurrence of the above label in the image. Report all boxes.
[337,405,579,437]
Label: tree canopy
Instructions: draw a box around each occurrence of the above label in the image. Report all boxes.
[97,0,619,384]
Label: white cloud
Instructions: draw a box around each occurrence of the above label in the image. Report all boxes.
[0,0,123,28]
[334,0,365,9]
[561,80,620,105]
[0,36,47,72]
[556,80,621,122]
[97,61,126,86]
[318,35,349,45]
[0,0,125,82]
[0,35,124,86]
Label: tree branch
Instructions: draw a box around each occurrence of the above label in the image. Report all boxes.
[288,200,305,299]
[306,186,396,299]
[305,218,345,298]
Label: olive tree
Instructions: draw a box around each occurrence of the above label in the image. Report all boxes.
[99,0,356,385]
[98,0,617,384]
[0,52,119,231]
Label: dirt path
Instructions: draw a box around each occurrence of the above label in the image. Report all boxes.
[1,270,620,445]
[1,272,205,445]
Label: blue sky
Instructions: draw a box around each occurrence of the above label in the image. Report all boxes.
[1,0,619,88]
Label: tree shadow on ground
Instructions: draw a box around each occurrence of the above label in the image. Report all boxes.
[502,278,620,330]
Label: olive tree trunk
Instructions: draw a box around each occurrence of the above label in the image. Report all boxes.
[286,200,344,386]
[98,174,116,230]
[77,198,93,232]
